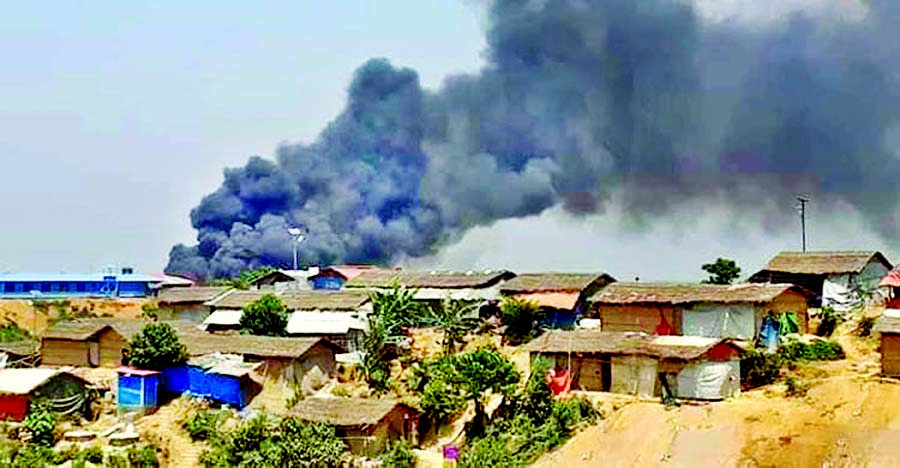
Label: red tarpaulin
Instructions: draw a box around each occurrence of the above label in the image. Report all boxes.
[548,368,571,396]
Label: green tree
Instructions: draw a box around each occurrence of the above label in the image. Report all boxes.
[127,323,189,371]
[359,310,392,392]
[701,258,741,285]
[421,298,481,355]
[415,348,520,436]
[499,297,542,345]
[358,284,421,391]
[368,283,421,332]
[240,294,288,337]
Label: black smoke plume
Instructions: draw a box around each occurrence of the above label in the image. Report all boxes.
[167,0,900,279]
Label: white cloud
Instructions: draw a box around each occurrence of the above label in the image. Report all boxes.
[691,0,869,29]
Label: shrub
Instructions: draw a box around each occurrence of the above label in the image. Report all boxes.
[240,294,288,336]
[459,436,520,468]
[10,444,55,468]
[816,306,841,337]
[127,322,189,371]
[500,297,542,345]
[778,338,845,363]
[740,347,782,389]
[380,440,416,468]
[128,444,160,468]
[24,402,58,446]
[74,445,104,465]
[201,415,344,468]
[0,324,29,342]
[855,315,877,337]
[784,375,810,398]
[182,409,225,441]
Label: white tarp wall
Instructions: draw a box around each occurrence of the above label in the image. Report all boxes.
[824,261,891,312]
[611,356,657,398]
[822,274,856,312]
[681,304,756,340]
[676,360,740,400]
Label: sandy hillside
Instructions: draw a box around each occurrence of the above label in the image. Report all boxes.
[535,321,900,468]
[0,298,148,334]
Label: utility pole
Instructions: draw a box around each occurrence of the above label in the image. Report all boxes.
[797,196,809,252]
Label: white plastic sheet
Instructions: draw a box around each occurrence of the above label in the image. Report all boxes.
[681,305,756,340]
[676,360,740,400]
[823,274,858,312]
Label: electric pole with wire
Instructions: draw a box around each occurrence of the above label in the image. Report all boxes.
[797,196,809,252]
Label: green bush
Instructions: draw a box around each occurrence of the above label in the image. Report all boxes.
[74,445,104,465]
[128,444,160,468]
[127,322,190,371]
[784,375,810,398]
[778,338,845,362]
[740,347,782,389]
[182,409,225,441]
[459,436,521,468]
[500,297,542,345]
[0,324,29,342]
[24,402,58,447]
[201,415,344,468]
[380,440,416,468]
[240,294,288,337]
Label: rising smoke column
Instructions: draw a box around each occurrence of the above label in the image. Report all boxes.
[167,0,900,280]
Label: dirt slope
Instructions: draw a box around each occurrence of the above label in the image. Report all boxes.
[535,326,899,468]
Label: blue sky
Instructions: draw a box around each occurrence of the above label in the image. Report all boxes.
[0,1,486,273]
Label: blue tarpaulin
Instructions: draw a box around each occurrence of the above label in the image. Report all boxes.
[187,356,260,409]
[161,366,190,394]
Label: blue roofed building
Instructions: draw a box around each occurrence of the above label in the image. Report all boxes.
[0,267,159,299]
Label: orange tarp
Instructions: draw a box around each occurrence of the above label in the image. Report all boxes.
[511,292,579,309]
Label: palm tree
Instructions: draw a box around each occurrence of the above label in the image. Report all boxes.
[422,298,482,355]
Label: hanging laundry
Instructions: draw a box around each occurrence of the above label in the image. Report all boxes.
[778,312,799,336]
[655,312,675,336]
[548,367,571,396]
[759,314,780,351]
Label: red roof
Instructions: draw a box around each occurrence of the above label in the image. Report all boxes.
[880,270,900,288]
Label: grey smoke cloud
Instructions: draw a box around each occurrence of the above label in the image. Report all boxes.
[166,0,900,280]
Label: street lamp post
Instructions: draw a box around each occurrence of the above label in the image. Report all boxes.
[288,228,306,270]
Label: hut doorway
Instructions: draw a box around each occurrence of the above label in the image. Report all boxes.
[88,341,100,367]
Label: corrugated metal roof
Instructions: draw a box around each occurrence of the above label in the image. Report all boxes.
[291,397,415,427]
[286,312,364,335]
[755,251,892,275]
[0,368,69,395]
[202,310,243,327]
[205,290,369,311]
[500,273,615,293]
[157,286,231,305]
[346,270,515,289]
[0,272,159,283]
[188,354,261,377]
[589,282,811,305]
[524,330,740,360]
